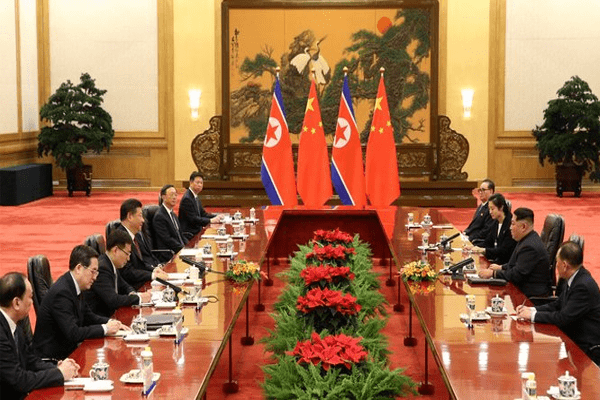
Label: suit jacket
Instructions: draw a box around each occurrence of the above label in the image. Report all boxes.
[0,313,63,399]
[84,253,140,318]
[464,202,493,243]
[33,272,108,360]
[496,230,552,298]
[481,213,517,264]
[152,205,185,262]
[117,224,153,290]
[178,189,216,239]
[535,267,600,356]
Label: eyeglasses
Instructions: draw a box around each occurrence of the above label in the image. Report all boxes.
[83,266,99,276]
[118,247,131,258]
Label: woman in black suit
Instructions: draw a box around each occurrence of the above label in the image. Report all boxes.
[469,193,517,264]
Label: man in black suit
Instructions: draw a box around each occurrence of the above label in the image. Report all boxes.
[517,241,600,365]
[479,207,553,298]
[0,272,79,399]
[84,231,152,317]
[464,179,495,244]
[33,245,128,360]
[179,172,222,240]
[118,198,167,289]
[152,184,186,262]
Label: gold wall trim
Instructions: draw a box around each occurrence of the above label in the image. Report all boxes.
[0,138,37,154]
[37,0,49,109]
[15,0,23,135]
[488,0,506,175]
[158,0,174,179]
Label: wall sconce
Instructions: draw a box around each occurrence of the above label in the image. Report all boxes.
[461,89,474,119]
[188,89,202,120]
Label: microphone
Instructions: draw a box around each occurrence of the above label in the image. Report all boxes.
[448,257,474,273]
[440,232,460,247]
[180,257,207,274]
[155,277,188,295]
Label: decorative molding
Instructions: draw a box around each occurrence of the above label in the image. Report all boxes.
[233,151,261,168]
[436,115,468,180]
[191,115,222,179]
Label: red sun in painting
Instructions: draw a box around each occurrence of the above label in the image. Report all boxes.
[377,17,392,34]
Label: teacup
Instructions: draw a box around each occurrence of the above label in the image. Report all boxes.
[558,371,577,398]
[422,232,430,247]
[217,227,226,236]
[162,286,176,303]
[234,211,242,220]
[131,315,147,334]
[189,265,200,281]
[89,359,109,381]
[249,207,256,220]
[185,286,198,301]
[423,214,432,225]
[443,254,452,268]
[491,295,505,313]
[407,212,414,225]
[202,243,212,255]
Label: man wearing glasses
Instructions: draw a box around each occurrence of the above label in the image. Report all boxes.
[479,207,552,298]
[464,179,495,245]
[84,231,152,317]
[34,245,129,360]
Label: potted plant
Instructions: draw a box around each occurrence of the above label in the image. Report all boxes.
[532,75,600,197]
[37,73,114,196]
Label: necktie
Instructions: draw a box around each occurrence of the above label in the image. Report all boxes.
[13,330,19,355]
[170,211,184,245]
[133,236,142,257]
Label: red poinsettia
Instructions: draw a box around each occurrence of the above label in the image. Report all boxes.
[305,244,356,266]
[300,265,355,286]
[296,287,361,315]
[288,332,368,370]
[313,228,354,246]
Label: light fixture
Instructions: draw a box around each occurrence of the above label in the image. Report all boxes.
[461,88,474,118]
[188,89,202,120]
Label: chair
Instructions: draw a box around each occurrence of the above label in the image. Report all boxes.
[27,255,53,314]
[505,199,512,214]
[540,213,565,287]
[141,204,174,260]
[17,316,33,347]
[105,219,122,240]
[568,232,585,253]
[84,233,106,255]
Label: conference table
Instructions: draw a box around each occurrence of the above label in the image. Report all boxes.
[27,210,269,399]
[390,208,600,399]
[26,206,600,399]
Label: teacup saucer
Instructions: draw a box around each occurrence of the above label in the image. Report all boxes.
[120,370,161,384]
[83,379,114,392]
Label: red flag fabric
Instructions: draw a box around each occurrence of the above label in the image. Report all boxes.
[261,77,297,206]
[365,74,400,206]
[331,75,367,207]
[297,80,332,206]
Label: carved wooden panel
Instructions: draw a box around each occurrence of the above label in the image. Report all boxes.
[191,116,221,179]
[437,115,469,180]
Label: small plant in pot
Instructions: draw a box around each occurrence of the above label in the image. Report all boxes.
[37,73,114,196]
[532,76,600,197]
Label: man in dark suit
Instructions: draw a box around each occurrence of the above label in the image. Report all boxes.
[33,245,128,360]
[517,241,600,365]
[179,171,222,240]
[84,231,152,317]
[463,179,495,244]
[118,198,167,289]
[0,272,79,399]
[152,184,186,262]
[479,207,553,298]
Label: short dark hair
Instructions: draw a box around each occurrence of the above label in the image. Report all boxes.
[513,207,534,225]
[159,184,174,205]
[482,179,495,193]
[189,171,204,182]
[69,245,99,271]
[558,241,584,267]
[0,272,27,308]
[120,198,142,221]
[488,193,508,214]
[106,230,133,251]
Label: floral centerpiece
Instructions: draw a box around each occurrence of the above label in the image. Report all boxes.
[296,287,361,332]
[305,244,356,266]
[288,332,367,371]
[400,260,438,282]
[300,264,355,290]
[312,228,354,247]
[225,259,261,283]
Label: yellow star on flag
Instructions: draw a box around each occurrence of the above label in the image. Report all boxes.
[306,97,314,112]
[374,97,383,111]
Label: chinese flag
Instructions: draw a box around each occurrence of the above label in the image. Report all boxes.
[261,76,298,206]
[365,74,400,206]
[297,79,332,206]
[331,75,367,207]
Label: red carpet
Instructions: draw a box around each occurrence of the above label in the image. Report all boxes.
[1,190,598,399]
